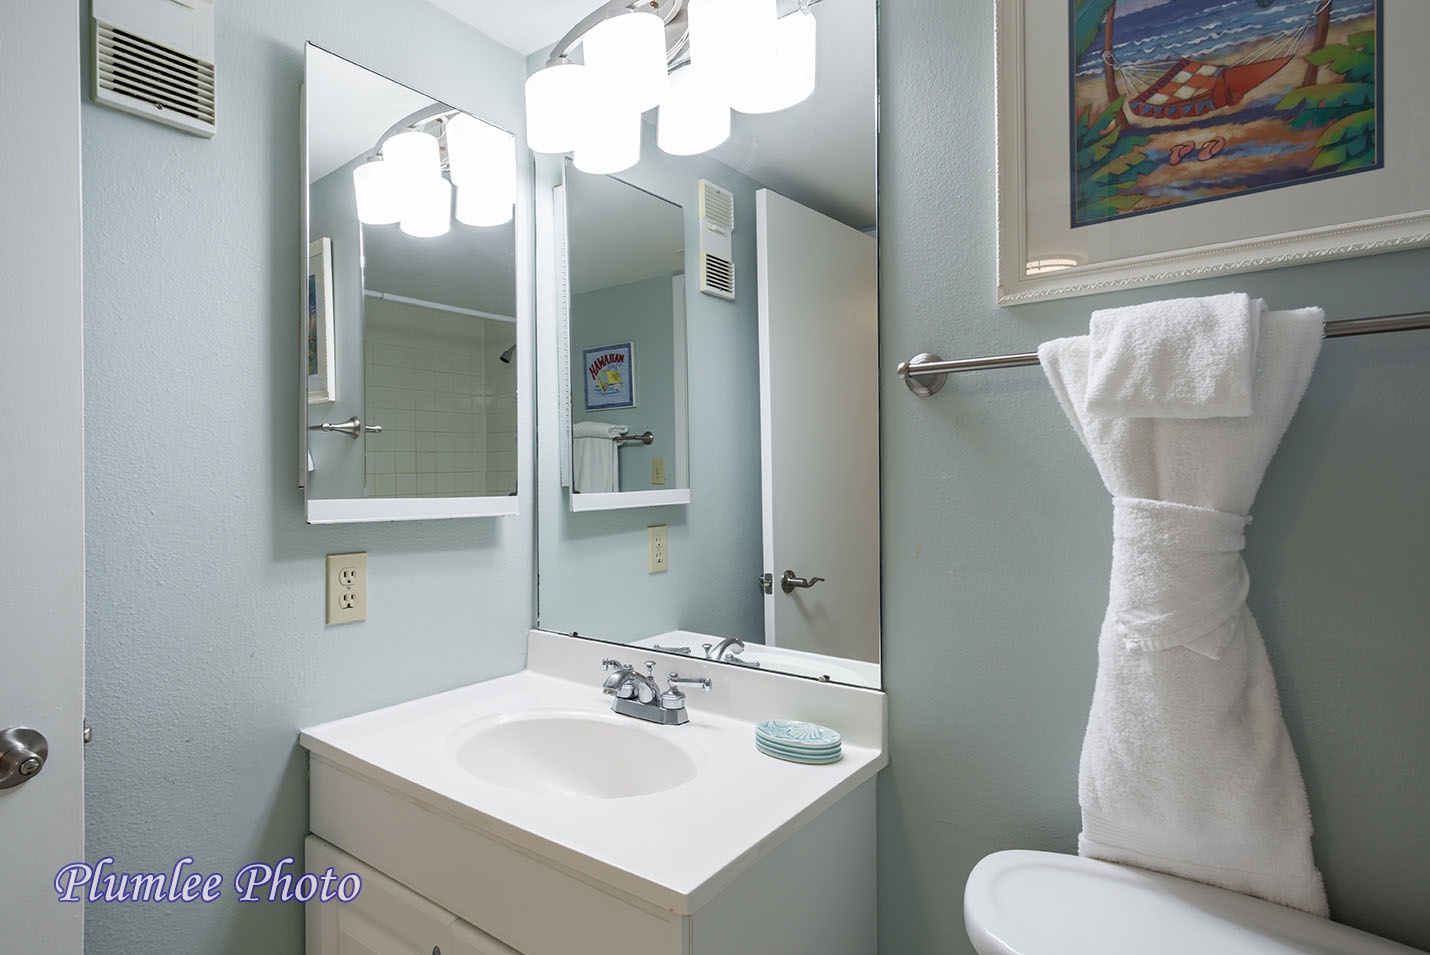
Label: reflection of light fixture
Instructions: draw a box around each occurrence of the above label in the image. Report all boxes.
[351,110,516,235]
[525,0,818,174]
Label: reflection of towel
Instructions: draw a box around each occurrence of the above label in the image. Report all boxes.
[1039,303,1328,916]
[1086,292,1261,418]
[572,421,626,493]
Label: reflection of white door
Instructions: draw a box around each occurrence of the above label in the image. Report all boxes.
[0,4,86,948]
[755,190,879,662]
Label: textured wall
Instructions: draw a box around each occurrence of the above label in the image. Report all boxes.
[80,3,531,953]
[876,1,1430,952]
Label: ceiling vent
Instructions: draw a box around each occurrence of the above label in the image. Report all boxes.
[92,0,216,138]
[697,179,735,300]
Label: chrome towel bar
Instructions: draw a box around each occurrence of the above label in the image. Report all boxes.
[897,310,1430,397]
[614,430,654,445]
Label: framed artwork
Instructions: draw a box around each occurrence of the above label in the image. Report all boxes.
[582,342,635,411]
[996,0,1430,304]
[307,237,336,404]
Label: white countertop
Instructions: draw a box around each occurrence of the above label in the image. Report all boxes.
[300,630,887,915]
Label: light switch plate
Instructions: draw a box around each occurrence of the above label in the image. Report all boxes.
[326,552,367,625]
[651,456,666,486]
[648,525,668,574]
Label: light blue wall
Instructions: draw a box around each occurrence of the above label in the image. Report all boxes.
[877,2,1430,952]
[534,126,766,647]
[80,2,531,953]
[572,275,678,493]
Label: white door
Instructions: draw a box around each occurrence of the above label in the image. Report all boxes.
[0,3,86,949]
[755,190,879,662]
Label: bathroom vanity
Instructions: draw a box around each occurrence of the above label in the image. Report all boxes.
[300,630,887,954]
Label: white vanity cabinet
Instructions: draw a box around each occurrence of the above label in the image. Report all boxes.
[306,838,518,955]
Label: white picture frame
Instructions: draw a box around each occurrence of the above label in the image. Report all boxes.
[995,0,1430,305]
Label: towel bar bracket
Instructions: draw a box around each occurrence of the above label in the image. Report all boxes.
[896,353,947,397]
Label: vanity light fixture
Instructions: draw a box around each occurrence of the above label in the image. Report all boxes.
[351,110,516,236]
[525,0,817,174]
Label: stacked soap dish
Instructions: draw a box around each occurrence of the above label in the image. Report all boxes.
[755,719,842,764]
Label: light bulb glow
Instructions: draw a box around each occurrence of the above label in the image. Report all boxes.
[525,62,589,153]
[400,176,452,238]
[456,184,514,227]
[572,98,642,175]
[381,130,440,181]
[581,11,669,113]
[730,7,817,114]
[689,0,777,92]
[352,159,403,225]
[658,64,731,156]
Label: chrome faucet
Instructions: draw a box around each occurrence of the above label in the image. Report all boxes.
[601,659,710,725]
[703,637,760,668]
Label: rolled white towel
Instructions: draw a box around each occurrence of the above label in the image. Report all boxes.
[1086,292,1261,419]
[573,420,628,440]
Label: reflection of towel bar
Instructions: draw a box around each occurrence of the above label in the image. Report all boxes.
[614,431,654,446]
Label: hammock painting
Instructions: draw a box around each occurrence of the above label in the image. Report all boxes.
[1070,0,1381,228]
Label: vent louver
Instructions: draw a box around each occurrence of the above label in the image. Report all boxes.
[93,16,215,138]
[698,179,735,300]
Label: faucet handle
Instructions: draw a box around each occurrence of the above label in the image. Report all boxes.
[602,658,630,672]
[660,673,712,711]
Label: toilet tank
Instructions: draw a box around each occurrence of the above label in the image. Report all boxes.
[964,850,1424,955]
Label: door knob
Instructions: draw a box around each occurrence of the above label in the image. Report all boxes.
[780,569,826,594]
[0,727,48,789]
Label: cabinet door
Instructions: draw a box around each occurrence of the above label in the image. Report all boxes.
[448,919,522,955]
[308,836,455,955]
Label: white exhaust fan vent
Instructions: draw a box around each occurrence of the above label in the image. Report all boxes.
[93,0,216,138]
[698,179,735,300]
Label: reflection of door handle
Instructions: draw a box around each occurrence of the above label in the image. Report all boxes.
[0,727,48,789]
[780,570,826,594]
[308,416,382,439]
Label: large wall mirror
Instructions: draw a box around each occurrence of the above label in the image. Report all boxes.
[301,44,524,523]
[535,0,880,686]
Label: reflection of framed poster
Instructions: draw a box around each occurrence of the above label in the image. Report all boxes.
[307,237,336,404]
[582,342,635,411]
[996,0,1430,304]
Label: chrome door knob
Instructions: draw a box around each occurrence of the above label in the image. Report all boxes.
[0,727,48,789]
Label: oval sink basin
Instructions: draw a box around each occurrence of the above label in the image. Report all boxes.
[452,712,700,799]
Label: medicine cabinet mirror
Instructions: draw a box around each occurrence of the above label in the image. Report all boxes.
[556,165,691,511]
[300,43,525,523]
[534,0,880,687]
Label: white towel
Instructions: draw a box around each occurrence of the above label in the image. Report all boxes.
[1086,292,1261,418]
[1039,303,1328,916]
[572,421,626,493]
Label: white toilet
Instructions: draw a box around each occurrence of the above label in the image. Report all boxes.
[964,850,1425,955]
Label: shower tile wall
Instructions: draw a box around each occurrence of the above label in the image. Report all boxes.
[363,297,517,497]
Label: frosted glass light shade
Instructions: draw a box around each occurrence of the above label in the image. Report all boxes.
[658,65,730,156]
[447,114,516,197]
[689,0,777,91]
[400,176,452,238]
[352,159,403,225]
[573,99,642,175]
[525,62,589,153]
[582,10,669,113]
[382,130,440,181]
[456,184,513,227]
[730,7,817,114]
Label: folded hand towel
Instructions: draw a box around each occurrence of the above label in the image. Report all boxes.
[572,421,626,492]
[1086,292,1261,419]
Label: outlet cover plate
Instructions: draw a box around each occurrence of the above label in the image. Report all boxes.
[648,525,668,574]
[326,552,367,625]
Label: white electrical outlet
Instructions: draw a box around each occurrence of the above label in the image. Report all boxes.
[651,457,666,486]
[648,525,668,574]
[326,552,367,625]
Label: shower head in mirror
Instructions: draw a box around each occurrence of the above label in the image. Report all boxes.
[499,344,517,364]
